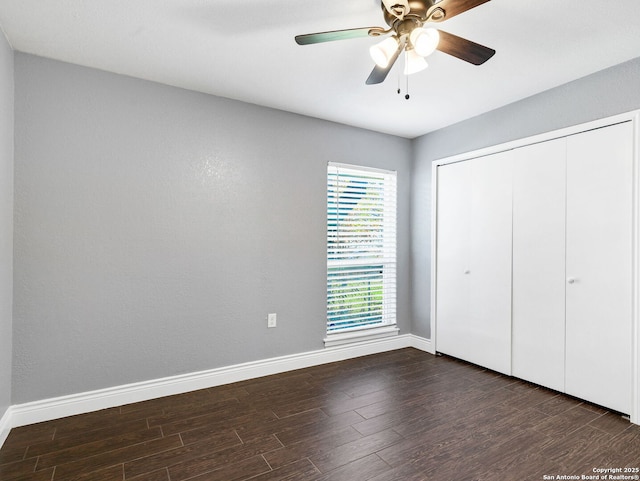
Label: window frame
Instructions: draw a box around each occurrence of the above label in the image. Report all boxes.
[325,162,399,347]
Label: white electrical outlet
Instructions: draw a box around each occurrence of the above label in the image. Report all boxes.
[267,313,277,328]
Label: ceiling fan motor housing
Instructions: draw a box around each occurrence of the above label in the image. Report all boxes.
[381,0,409,17]
[382,0,446,25]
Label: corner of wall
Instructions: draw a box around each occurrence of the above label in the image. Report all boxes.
[0,18,15,444]
[0,406,11,448]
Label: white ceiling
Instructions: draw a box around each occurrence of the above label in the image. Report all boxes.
[1,0,640,138]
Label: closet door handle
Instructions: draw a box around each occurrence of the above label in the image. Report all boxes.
[464,270,471,275]
[567,277,577,284]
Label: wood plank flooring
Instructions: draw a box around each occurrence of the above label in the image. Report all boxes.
[1,348,639,481]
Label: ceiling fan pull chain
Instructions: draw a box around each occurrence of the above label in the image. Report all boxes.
[405,73,410,100]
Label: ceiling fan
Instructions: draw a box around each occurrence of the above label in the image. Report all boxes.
[295,0,495,85]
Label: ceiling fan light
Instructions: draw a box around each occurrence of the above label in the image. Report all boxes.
[404,49,428,75]
[410,28,440,57]
[369,36,399,68]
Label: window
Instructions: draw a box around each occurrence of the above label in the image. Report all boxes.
[326,163,397,346]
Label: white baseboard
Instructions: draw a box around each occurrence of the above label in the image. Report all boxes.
[410,333,434,354]
[4,334,432,437]
[0,406,11,448]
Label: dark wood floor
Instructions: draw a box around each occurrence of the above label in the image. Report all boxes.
[1,348,639,481]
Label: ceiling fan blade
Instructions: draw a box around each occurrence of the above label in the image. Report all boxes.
[436,30,495,65]
[366,38,406,85]
[428,0,491,22]
[295,27,382,45]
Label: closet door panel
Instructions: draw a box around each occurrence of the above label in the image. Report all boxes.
[435,161,471,362]
[565,122,633,414]
[436,152,513,375]
[468,152,513,375]
[512,139,567,391]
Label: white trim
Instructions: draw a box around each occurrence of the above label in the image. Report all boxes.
[433,111,640,168]
[1,335,433,436]
[328,161,396,176]
[633,111,640,425]
[324,325,399,347]
[409,334,434,354]
[0,406,12,448]
[431,110,640,425]
[430,159,439,354]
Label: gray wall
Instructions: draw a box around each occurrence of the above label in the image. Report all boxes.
[0,28,14,419]
[411,56,640,339]
[12,53,412,404]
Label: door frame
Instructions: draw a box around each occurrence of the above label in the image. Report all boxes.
[430,110,640,424]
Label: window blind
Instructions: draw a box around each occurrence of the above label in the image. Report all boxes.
[327,163,397,333]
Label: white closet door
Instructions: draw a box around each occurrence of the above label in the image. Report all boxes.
[565,122,633,414]
[512,138,567,392]
[436,152,513,375]
[436,160,471,363]
[468,152,513,375]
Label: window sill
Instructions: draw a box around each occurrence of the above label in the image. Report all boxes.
[323,325,399,348]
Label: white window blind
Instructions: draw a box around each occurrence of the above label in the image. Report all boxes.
[327,163,397,334]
